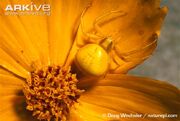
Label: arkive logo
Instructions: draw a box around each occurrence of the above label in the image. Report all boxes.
[4,2,51,16]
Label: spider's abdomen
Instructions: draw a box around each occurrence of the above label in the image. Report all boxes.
[75,44,109,76]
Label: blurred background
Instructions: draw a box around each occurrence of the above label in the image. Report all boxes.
[130,0,180,88]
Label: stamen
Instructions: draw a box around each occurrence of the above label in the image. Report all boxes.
[23,66,83,121]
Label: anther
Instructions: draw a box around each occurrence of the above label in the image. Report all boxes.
[23,66,83,121]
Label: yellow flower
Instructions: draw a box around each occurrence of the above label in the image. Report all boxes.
[0,0,179,121]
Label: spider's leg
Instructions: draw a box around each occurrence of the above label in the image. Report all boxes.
[92,10,127,49]
[109,41,155,72]
[93,10,127,36]
[115,37,157,62]
[80,5,102,43]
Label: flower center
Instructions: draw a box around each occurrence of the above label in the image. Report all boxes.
[23,66,83,121]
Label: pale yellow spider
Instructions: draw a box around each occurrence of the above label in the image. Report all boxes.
[75,5,157,76]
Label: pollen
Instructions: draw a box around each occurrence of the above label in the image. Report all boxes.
[23,66,83,121]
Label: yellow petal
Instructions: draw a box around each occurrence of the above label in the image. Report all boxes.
[0,96,23,121]
[0,74,24,96]
[0,67,12,75]
[71,102,117,121]
[48,0,91,65]
[0,95,38,121]
[12,0,50,66]
[0,74,38,121]
[77,74,180,121]
[0,73,24,120]
[75,0,167,73]
[0,0,42,71]
[0,48,29,78]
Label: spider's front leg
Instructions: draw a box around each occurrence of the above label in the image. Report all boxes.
[114,35,158,62]
[92,10,127,50]
[93,10,127,37]
[80,5,103,43]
